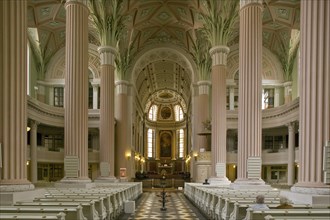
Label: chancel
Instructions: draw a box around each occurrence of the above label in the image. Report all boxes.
[0,0,329,219]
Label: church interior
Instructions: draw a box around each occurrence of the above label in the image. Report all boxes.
[0,0,329,219]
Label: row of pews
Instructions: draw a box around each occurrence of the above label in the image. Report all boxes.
[184,183,330,220]
[0,182,142,220]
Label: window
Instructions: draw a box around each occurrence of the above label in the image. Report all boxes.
[54,87,64,107]
[148,105,158,121]
[177,129,184,158]
[44,135,64,152]
[88,83,93,109]
[264,136,273,149]
[174,105,184,121]
[262,88,274,109]
[147,129,155,158]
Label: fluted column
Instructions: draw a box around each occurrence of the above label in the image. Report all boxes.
[97,46,116,180]
[287,122,296,186]
[292,0,330,194]
[209,46,230,183]
[63,0,90,181]
[0,0,34,191]
[196,81,211,151]
[115,80,131,179]
[30,120,38,184]
[236,0,263,182]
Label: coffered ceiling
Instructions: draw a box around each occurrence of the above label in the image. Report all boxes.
[27,0,301,109]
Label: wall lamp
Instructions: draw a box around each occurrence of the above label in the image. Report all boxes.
[126,152,131,160]
[193,152,198,161]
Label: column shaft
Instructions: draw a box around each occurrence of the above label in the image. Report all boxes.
[92,85,98,109]
[64,0,89,179]
[196,81,210,151]
[115,81,130,178]
[237,2,263,179]
[229,87,235,110]
[297,0,330,187]
[100,65,115,176]
[210,46,230,178]
[287,122,295,186]
[30,121,38,183]
[0,0,33,189]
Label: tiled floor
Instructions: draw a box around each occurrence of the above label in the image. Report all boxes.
[118,190,207,220]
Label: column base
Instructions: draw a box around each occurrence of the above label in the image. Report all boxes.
[94,176,118,183]
[230,178,272,190]
[0,182,35,192]
[281,187,330,207]
[291,184,330,195]
[0,188,45,205]
[56,177,95,188]
[208,177,231,186]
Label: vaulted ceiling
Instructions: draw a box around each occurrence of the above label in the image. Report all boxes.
[27,0,301,109]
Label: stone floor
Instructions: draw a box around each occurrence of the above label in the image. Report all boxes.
[118,189,207,220]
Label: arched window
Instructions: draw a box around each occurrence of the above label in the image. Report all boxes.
[177,129,184,158]
[148,105,158,121]
[174,105,184,121]
[147,129,155,158]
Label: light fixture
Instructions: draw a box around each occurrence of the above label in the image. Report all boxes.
[27,127,31,132]
[26,161,30,165]
[126,152,131,160]
[193,152,198,161]
[233,164,236,168]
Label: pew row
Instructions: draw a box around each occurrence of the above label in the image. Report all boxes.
[15,201,99,220]
[0,212,66,220]
[0,206,86,220]
[243,208,330,220]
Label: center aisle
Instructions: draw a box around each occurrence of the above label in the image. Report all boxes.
[119,190,207,220]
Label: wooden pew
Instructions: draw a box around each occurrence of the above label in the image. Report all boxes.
[0,212,66,220]
[264,215,330,220]
[0,205,86,220]
[15,201,99,220]
[229,203,312,220]
[222,198,280,220]
[243,208,330,220]
[44,191,120,219]
[33,197,106,220]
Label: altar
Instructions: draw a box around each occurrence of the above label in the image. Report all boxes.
[158,163,174,175]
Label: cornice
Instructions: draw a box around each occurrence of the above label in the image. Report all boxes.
[27,96,100,128]
[27,96,299,129]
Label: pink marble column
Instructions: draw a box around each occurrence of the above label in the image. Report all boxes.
[236,0,263,182]
[115,80,131,179]
[97,46,116,180]
[0,0,34,191]
[63,0,90,181]
[292,0,330,194]
[209,46,230,184]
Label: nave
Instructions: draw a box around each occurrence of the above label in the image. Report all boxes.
[119,190,207,220]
